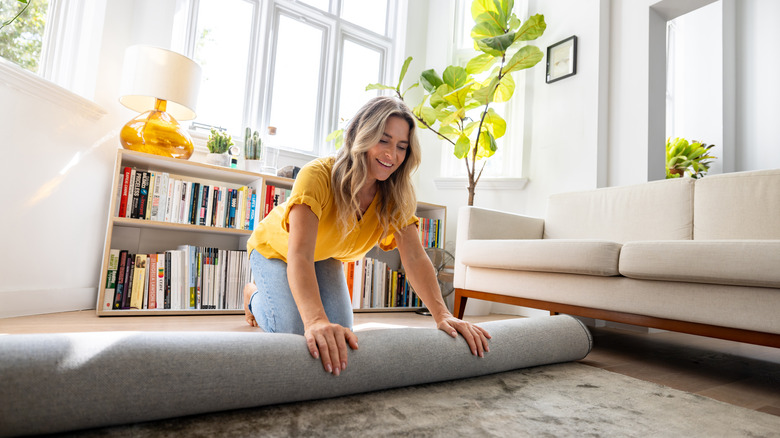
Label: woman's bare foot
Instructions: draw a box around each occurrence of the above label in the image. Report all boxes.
[243,283,258,327]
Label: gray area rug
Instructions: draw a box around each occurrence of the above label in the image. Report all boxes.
[59,362,780,437]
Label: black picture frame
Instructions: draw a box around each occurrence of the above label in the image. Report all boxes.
[546,35,577,84]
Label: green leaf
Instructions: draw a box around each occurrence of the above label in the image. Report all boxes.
[514,14,546,42]
[454,134,471,159]
[466,53,498,75]
[442,65,469,88]
[503,45,544,74]
[471,20,505,41]
[442,82,474,109]
[420,105,438,126]
[477,130,498,158]
[401,82,419,98]
[325,129,342,142]
[366,83,397,91]
[483,108,507,139]
[476,32,516,57]
[397,56,413,89]
[494,73,515,102]
[420,69,443,92]
[472,76,500,105]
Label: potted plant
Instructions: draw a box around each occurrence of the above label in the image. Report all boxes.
[665,137,717,179]
[243,127,263,172]
[205,128,233,167]
[328,0,546,206]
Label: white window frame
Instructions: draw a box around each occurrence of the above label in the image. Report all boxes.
[438,0,527,181]
[179,0,401,157]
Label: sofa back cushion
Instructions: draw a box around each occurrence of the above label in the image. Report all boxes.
[544,178,695,242]
[694,169,780,240]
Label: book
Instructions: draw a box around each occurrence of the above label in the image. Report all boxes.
[145,172,155,220]
[130,170,143,218]
[113,250,129,309]
[156,252,166,309]
[103,249,120,310]
[199,185,209,226]
[130,254,147,309]
[164,251,172,309]
[352,258,364,309]
[137,171,150,220]
[126,168,137,218]
[147,254,158,309]
[118,167,132,218]
[123,253,135,308]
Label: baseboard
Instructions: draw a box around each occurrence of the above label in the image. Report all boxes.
[0,288,96,318]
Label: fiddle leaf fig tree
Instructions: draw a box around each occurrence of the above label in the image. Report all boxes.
[336,0,546,205]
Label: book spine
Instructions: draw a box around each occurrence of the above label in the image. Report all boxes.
[199,185,209,226]
[137,171,150,220]
[248,191,257,230]
[164,251,172,309]
[123,253,135,308]
[130,254,146,309]
[118,167,132,218]
[113,250,128,309]
[130,170,142,219]
[104,249,120,310]
[147,253,158,309]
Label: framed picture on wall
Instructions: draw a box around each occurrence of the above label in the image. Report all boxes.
[546,35,577,83]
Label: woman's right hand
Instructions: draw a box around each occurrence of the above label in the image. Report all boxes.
[304,320,359,376]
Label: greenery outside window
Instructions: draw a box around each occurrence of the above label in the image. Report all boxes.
[0,0,50,73]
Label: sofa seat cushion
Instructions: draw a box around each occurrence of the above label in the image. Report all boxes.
[459,239,622,277]
[620,240,780,288]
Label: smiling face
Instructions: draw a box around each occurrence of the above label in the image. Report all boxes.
[365,115,410,184]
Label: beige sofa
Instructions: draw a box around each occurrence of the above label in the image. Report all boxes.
[453,169,780,347]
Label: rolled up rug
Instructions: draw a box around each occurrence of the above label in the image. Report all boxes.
[0,315,591,436]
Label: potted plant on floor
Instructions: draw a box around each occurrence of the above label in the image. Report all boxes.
[665,137,717,179]
[205,128,233,167]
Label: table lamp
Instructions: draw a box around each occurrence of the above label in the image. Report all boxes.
[119,45,202,159]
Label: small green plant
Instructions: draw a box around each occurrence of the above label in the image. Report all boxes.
[206,128,233,154]
[244,127,262,160]
[666,137,717,179]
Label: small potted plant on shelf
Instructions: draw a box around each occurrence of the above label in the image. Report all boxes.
[205,128,233,167]
[666,137,717,179]
[244,127,263,172]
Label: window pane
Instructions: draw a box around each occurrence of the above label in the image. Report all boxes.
[337,40,381,125]
[267,14,324,152]
[341,0,387,35]
[0,0,49,73]
[192,0,254,135]
[298,0,329,12]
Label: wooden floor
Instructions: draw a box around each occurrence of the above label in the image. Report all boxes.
[1,311,778,418]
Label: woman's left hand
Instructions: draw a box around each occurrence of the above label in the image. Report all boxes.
[436,314,492,357]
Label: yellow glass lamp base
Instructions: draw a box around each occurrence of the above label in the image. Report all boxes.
[119,99,194,159]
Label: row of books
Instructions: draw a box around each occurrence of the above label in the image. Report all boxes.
[263,184,292,218]
[344,257,422,309]
[103,246,252,311]
[419,217,443,249]
[117,166,258,231]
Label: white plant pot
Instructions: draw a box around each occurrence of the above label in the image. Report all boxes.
[245,160,263,173]
[205,153,230,167]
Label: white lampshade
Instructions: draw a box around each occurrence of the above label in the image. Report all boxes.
[119,45,202,121]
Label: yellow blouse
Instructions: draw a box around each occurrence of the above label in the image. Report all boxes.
[247,157,418,263]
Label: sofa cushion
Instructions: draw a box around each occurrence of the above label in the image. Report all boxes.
[544,177,694,242]
[459,239,622,277]
[694,169,780,240]
[619,240,780,288]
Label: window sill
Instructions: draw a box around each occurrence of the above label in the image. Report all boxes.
[433,177,529,191]
[0,58,106,121]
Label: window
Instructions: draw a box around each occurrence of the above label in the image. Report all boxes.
[440,0,526,179]
[0,0,50,73]
[182,0,398,156]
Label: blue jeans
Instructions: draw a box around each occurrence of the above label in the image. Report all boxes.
[248,250,353,335]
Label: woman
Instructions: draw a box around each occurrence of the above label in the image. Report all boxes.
[244,96,491,376]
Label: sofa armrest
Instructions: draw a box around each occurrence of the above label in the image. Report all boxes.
[454,207,544,288]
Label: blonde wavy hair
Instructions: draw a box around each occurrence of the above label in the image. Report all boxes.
[331,96,421,241]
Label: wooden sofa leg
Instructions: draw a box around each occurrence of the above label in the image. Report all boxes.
[454,290,468,319]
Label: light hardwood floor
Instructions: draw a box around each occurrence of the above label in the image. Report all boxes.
[1,311,778,417]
